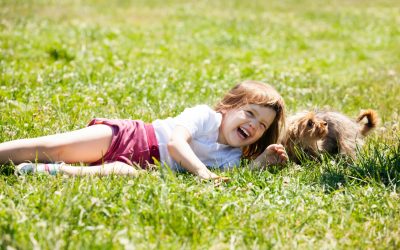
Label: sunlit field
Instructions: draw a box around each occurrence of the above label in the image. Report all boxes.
[1,0,399,249]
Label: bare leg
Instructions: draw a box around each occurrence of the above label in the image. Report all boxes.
[59,161,143,177]
[0,125,113,165]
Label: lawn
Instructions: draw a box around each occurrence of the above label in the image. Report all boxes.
[1,0,399,249]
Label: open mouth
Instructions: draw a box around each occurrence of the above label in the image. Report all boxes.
[237,127,250,139]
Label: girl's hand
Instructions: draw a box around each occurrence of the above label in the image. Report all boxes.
[213,175,231,182]
[197,169,220,180]
[200,175,231,186]
[199,171,231,185]
[264,144,288,165]
[198,170,230,181]
[213,176,231,186]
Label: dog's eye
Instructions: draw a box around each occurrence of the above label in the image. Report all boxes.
[245,110,254,117]
[307,120,314,127]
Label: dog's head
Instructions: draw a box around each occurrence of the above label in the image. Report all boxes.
[284,111,329,162]
[293,112,328,142]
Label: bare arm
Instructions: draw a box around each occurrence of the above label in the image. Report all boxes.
[167,125,220,180]
[250,144,288,169]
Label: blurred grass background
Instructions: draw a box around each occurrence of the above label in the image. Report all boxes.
[0,0,399,249]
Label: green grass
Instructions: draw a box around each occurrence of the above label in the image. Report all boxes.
[1,0,400,249]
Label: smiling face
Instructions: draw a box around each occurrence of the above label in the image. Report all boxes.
[218,104,277,147]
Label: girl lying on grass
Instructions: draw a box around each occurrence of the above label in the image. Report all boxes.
[0,80,288,181]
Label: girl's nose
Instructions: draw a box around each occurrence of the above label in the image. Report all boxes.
[249,120,261,130]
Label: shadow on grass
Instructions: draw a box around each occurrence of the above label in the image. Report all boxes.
[0,164,15,176]
[47,47,75,62]
[320,168,347,191]
[349,141,400,186]
[318,139,400,192]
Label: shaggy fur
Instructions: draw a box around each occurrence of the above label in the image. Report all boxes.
[281,111,329,163]
[282,109,378,163]
[315,109,378,159]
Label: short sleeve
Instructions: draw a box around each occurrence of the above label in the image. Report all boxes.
[174,105,221,137]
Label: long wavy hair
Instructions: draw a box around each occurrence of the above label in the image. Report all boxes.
[215,80,286,159]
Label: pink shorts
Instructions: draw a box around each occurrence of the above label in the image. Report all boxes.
[88,118,160,168]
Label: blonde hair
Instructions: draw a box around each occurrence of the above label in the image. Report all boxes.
[215,80,286,159]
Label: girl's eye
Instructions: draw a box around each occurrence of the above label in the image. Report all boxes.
[245,110,254,116]
[261,123,267,130]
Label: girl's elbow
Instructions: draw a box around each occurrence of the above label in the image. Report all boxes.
[167,141,177,154]
[167,137,189,156]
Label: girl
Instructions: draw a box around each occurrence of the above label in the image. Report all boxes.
[0,80,288,180]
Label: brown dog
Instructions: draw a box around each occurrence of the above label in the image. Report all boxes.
[281,111,328,163]
[282,109,378,163]
[315,109,378,159]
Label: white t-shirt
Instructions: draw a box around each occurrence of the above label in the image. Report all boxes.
[152,105,242,172]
